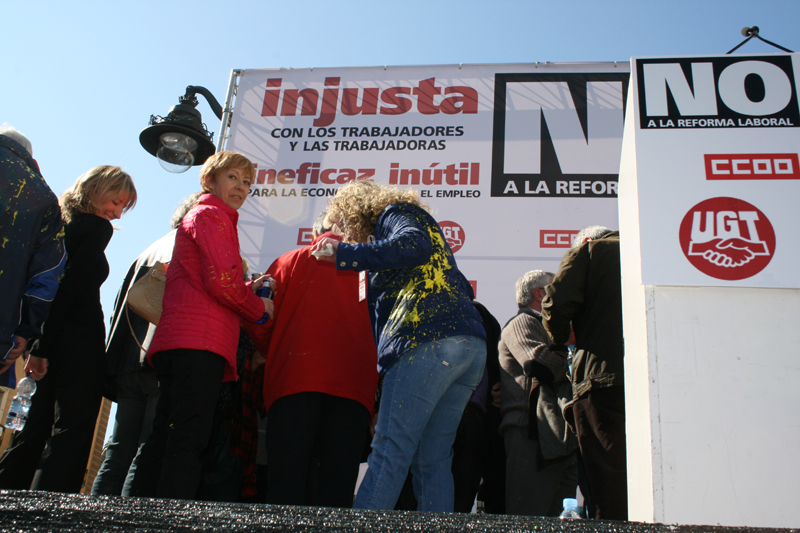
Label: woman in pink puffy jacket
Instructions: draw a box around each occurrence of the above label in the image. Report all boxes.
[130,151,272,500]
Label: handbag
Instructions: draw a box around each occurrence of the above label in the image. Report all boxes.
[126,261,168,325]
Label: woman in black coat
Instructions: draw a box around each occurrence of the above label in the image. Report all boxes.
[0,165,137,493]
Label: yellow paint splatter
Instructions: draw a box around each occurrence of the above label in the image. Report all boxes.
[380,218,469,353]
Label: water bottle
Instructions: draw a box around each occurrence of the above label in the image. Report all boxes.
[4,376,37,431]
[559,498,582,519]
[255,278,273,325]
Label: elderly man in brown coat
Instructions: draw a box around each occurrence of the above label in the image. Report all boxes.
[542,226,626,521]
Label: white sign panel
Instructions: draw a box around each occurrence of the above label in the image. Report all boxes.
[629,53,800,288]
[226,63,628,319]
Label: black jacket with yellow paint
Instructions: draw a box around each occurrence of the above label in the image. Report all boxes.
[335,203,486,375]
[0,135,66,361]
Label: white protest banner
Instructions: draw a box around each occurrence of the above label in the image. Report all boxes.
[226,62,629,319]
[628,53,800,288]
[619,53,800,528]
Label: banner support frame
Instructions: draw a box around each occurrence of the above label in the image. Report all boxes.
[216,69,244,152]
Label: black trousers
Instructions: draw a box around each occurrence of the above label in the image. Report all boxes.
[0,323,105,493]
[266,391,369,508]
[572,386,628,520]
[477,403,506,514]
[129,349,224,500]
[451,401,488,512]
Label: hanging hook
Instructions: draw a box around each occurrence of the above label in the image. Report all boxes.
[727,25,793,54]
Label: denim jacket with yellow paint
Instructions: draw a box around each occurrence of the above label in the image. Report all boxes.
[335,203,485,375]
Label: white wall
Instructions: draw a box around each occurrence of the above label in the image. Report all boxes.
[618,91,657,523]
[644,285,800,528]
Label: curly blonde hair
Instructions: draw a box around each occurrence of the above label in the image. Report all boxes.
[60,165,137,224]
[324,181,429,243]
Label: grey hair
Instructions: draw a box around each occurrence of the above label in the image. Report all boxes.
[0,124,32,156]
[515,270,554,308]
[170,192,203,229]
[572,225,613,248]
[312,208,331,238]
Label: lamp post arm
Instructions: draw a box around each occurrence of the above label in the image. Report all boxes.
[185,86,224,120]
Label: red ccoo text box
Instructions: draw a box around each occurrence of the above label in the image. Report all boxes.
[705,153,800,180]
[540,230,579,248]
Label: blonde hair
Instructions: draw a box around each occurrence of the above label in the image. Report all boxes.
[199,151,256,192]
[241,256,250,280]
[60,165,137,224]
[325,181,429,243]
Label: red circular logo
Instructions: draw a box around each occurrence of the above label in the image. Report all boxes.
[438,221,465,253]
[679,197,775,280]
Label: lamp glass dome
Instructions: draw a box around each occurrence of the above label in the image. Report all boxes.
[156,133,199,173]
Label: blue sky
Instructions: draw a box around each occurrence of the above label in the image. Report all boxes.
[3,0,798,341]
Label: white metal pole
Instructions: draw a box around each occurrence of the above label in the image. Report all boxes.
[216,68,243,152]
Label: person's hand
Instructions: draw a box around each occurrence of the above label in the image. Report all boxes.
[24,356,48,381]
[491,381,501,409]
[311,237,338,263]
[7,336,27,361]
[251,350,266,370]
[369,411,379,437]
[261,298,274,319]
[2,336,28,376]
[251,274,275,293]
[567,322,576,346]
[251,273,264,293]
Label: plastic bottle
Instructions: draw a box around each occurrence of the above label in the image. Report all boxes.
[559,498,582,519]
[4,376,37,431]
[256,283,273,300]
[255,279,273,325]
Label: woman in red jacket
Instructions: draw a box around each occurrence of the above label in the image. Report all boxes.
[130,151,273,500]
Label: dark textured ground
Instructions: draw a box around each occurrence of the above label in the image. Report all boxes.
[0,491,796,533]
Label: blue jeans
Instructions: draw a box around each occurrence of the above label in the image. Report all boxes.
[91,370,159,496]
[354,335,486,512]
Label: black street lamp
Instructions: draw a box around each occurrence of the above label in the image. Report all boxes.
[140,86,223,173]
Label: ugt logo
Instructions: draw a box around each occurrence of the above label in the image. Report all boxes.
[490,71,630,197]
[438,221,465,253]
[679,197,775,280]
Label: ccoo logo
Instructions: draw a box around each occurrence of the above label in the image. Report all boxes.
[679,197,775,280]
[297,227,314,245]
[439,221,465,253]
